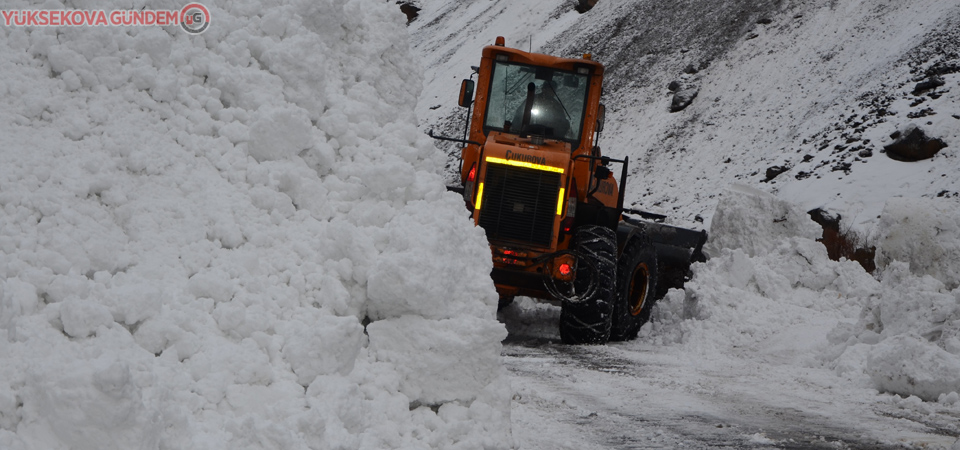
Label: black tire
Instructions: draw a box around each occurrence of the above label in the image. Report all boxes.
[559,225,617,345]
[610,233,659,342]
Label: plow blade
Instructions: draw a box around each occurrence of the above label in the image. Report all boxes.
[620,215,708,298]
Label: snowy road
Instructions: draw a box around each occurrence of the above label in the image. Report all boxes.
[501,304,960,450]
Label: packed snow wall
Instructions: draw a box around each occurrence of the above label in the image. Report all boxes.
[0,1,511,449]
[653,187,960,404]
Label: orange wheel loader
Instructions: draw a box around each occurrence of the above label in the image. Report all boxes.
[431,37,707,344]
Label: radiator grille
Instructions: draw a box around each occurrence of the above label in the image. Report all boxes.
[478,163,560,247]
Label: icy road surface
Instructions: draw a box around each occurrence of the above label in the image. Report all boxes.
[500,303,960,450]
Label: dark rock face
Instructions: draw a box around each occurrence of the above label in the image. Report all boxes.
[912,75,945,95]
[884,124,948,161]
[575,0,599,13]
[398,2,420,23]
[762,165,790,182]
[670,87,698,112]
[808,208,876,273]
[667,80,681,91]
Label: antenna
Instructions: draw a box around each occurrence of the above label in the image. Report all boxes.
[529,36,532,53]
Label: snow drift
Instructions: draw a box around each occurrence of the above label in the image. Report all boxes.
[0,1,510,449]
[652,186,960,403]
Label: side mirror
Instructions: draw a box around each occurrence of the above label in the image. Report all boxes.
[596,103,605,133]
[458,79,475,108]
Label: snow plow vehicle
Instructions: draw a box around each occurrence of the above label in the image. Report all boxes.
[433,37,707,344]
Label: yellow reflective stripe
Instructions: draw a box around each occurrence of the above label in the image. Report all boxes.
[556,188,565,215]
[485,156,564,173]
[475,182,484,210]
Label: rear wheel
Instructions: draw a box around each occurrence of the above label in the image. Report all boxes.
[610,233,659,341]
[559,225,617,345]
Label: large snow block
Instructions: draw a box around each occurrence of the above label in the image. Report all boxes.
[875,197,960,289]
[706,184,821,257]
[367,315,507,405]
[867,334,960,402]
[366,196,498,321]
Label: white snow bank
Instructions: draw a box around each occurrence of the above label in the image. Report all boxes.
[652,237,871,360]
[875,197,960,290]
[0,0,509,449]
[651,187,960,402]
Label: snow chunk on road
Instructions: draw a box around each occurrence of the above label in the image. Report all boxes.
[867,334,960,402]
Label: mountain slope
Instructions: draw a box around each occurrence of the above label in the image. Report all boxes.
[411,0,960,232]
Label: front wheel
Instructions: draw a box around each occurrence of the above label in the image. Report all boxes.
[610,233,659,342]
[559,225,617,345]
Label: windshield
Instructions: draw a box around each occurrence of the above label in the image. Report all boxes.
[483,60,590,145]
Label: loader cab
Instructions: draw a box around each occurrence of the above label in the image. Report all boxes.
[458,43,605,160]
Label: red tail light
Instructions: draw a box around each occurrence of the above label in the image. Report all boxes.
[552,254,576,281]
[464,163,477,208]
[467,163,477,182]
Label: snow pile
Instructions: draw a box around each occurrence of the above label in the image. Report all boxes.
[652,187,872,360]
[828,260,960,402]
[651,188,960,402]
[830,197,960,402]
[0,1,509,449]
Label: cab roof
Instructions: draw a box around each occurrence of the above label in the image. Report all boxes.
[481,42,604,76]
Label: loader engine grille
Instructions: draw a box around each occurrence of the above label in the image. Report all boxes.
[478,163,560,247]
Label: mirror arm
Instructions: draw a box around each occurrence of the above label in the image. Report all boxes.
[428,129,482,147]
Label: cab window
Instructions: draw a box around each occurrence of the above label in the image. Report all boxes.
[483,61,590,145]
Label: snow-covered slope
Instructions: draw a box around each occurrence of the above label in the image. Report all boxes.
[412,0,960,230]
[0,1,510,449]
